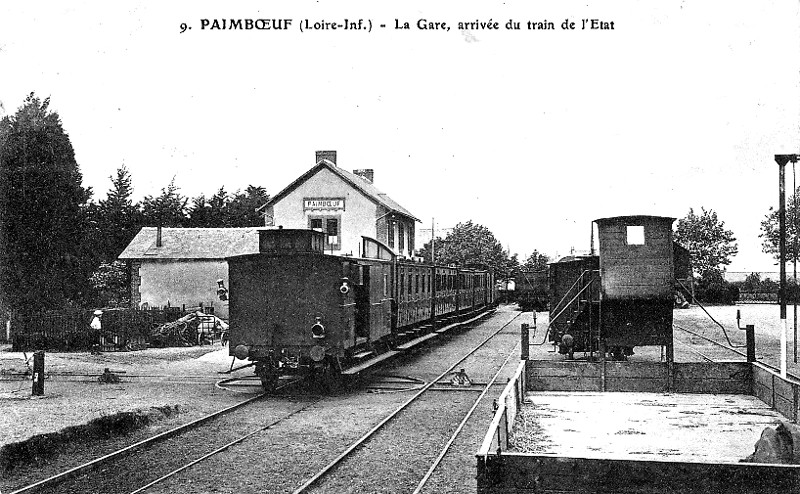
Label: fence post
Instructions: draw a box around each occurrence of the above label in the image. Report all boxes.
[521,323,530,360]
[32,351,45,396]
[746,324,756,362]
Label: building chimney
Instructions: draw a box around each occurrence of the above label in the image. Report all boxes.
[353,169,374,183]
[316,150,337,165]
[156,226,163,247]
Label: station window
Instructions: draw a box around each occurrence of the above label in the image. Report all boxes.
[415,274,420,294]
[626,225,645,245]
[408,272,413,294]
[398,223,405,253]
[400,274,405,299]
[308,216,340,250]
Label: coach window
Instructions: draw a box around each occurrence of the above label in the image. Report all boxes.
[400,274,405,300]
[626,225,645,246]
[383,274,388,297]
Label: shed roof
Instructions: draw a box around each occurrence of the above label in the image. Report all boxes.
[258,160,419,222]
[118,227,260,260]
[594,215,676,225]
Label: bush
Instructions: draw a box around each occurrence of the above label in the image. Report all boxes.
[696,281,739,304]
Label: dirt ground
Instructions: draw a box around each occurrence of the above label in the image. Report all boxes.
[0,343,255,449]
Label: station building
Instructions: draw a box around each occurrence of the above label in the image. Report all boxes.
[258,150,419,257]
[118,227,259,318]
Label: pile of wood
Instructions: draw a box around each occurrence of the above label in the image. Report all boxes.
[149,311,228,347]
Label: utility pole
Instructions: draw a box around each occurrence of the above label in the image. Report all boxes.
[431,218,435,264]
[775,154,799,378]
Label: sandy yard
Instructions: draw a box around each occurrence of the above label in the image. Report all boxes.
[0,344,256,448]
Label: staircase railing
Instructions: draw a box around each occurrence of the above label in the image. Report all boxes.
[535,269,598,345]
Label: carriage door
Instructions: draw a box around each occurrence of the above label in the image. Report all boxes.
[354,265,370,338]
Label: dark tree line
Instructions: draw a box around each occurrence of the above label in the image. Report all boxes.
[0,93,269,312]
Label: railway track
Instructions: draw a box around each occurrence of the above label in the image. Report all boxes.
[9,377,309,494]
[673,322,800,380]
[7,308,522,494]
[292,310,523,494]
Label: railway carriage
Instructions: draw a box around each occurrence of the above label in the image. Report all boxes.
[227,228,496,390]
[549,215,683,360]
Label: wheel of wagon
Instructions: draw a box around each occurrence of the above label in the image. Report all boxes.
[260,373,278,392]
[316,361,342,393]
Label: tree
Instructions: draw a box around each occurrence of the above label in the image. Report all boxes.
[88,260,130,307]
[760,186,800,263]
[521,250,550,272]
[227,186,270,226]
[141,178,188,227]
[673,207,738,278]
[187,185,269,227]
[91,165,142,262]
[0,93,92,310]
[418,221,515,281]
[187,194,213,227]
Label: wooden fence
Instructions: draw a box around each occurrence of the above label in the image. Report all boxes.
[9,306,195,351]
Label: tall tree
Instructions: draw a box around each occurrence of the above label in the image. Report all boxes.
[760,186,800,263]
[673,207,738,278]
[187,186,269,227]
[0,93,92,310]
[93,165,142,261]
[141,178,188,227]
[227,185,270,226]
[417,221,515,281]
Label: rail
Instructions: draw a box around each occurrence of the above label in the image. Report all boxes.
[9,377,305,494]
[677,278,745,348]
[292,310,523,493]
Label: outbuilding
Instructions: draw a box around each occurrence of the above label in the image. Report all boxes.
[118,227,260,319]
[258,150,419,257]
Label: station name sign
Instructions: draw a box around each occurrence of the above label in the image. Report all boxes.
[303,197,345,210]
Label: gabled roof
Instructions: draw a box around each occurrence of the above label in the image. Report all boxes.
[118,227,260,260]
[258,160,419,222]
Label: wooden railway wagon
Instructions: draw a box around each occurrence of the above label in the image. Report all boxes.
[549,215,681,360]
[227,228,496,389]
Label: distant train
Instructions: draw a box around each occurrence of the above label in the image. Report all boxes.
[226,228,496,390]
[548,215,691,360]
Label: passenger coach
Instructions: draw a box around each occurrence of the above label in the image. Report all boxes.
[227,228,496,390]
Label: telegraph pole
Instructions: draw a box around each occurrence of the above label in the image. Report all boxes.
[431,218,435,264]
[776,154,799,378]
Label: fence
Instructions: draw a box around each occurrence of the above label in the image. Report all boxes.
[9,306,201,352]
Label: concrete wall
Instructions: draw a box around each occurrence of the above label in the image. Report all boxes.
[271,167,378,257]
[135,259,229,318]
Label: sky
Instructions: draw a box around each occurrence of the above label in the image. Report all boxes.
[1,0,798,273]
